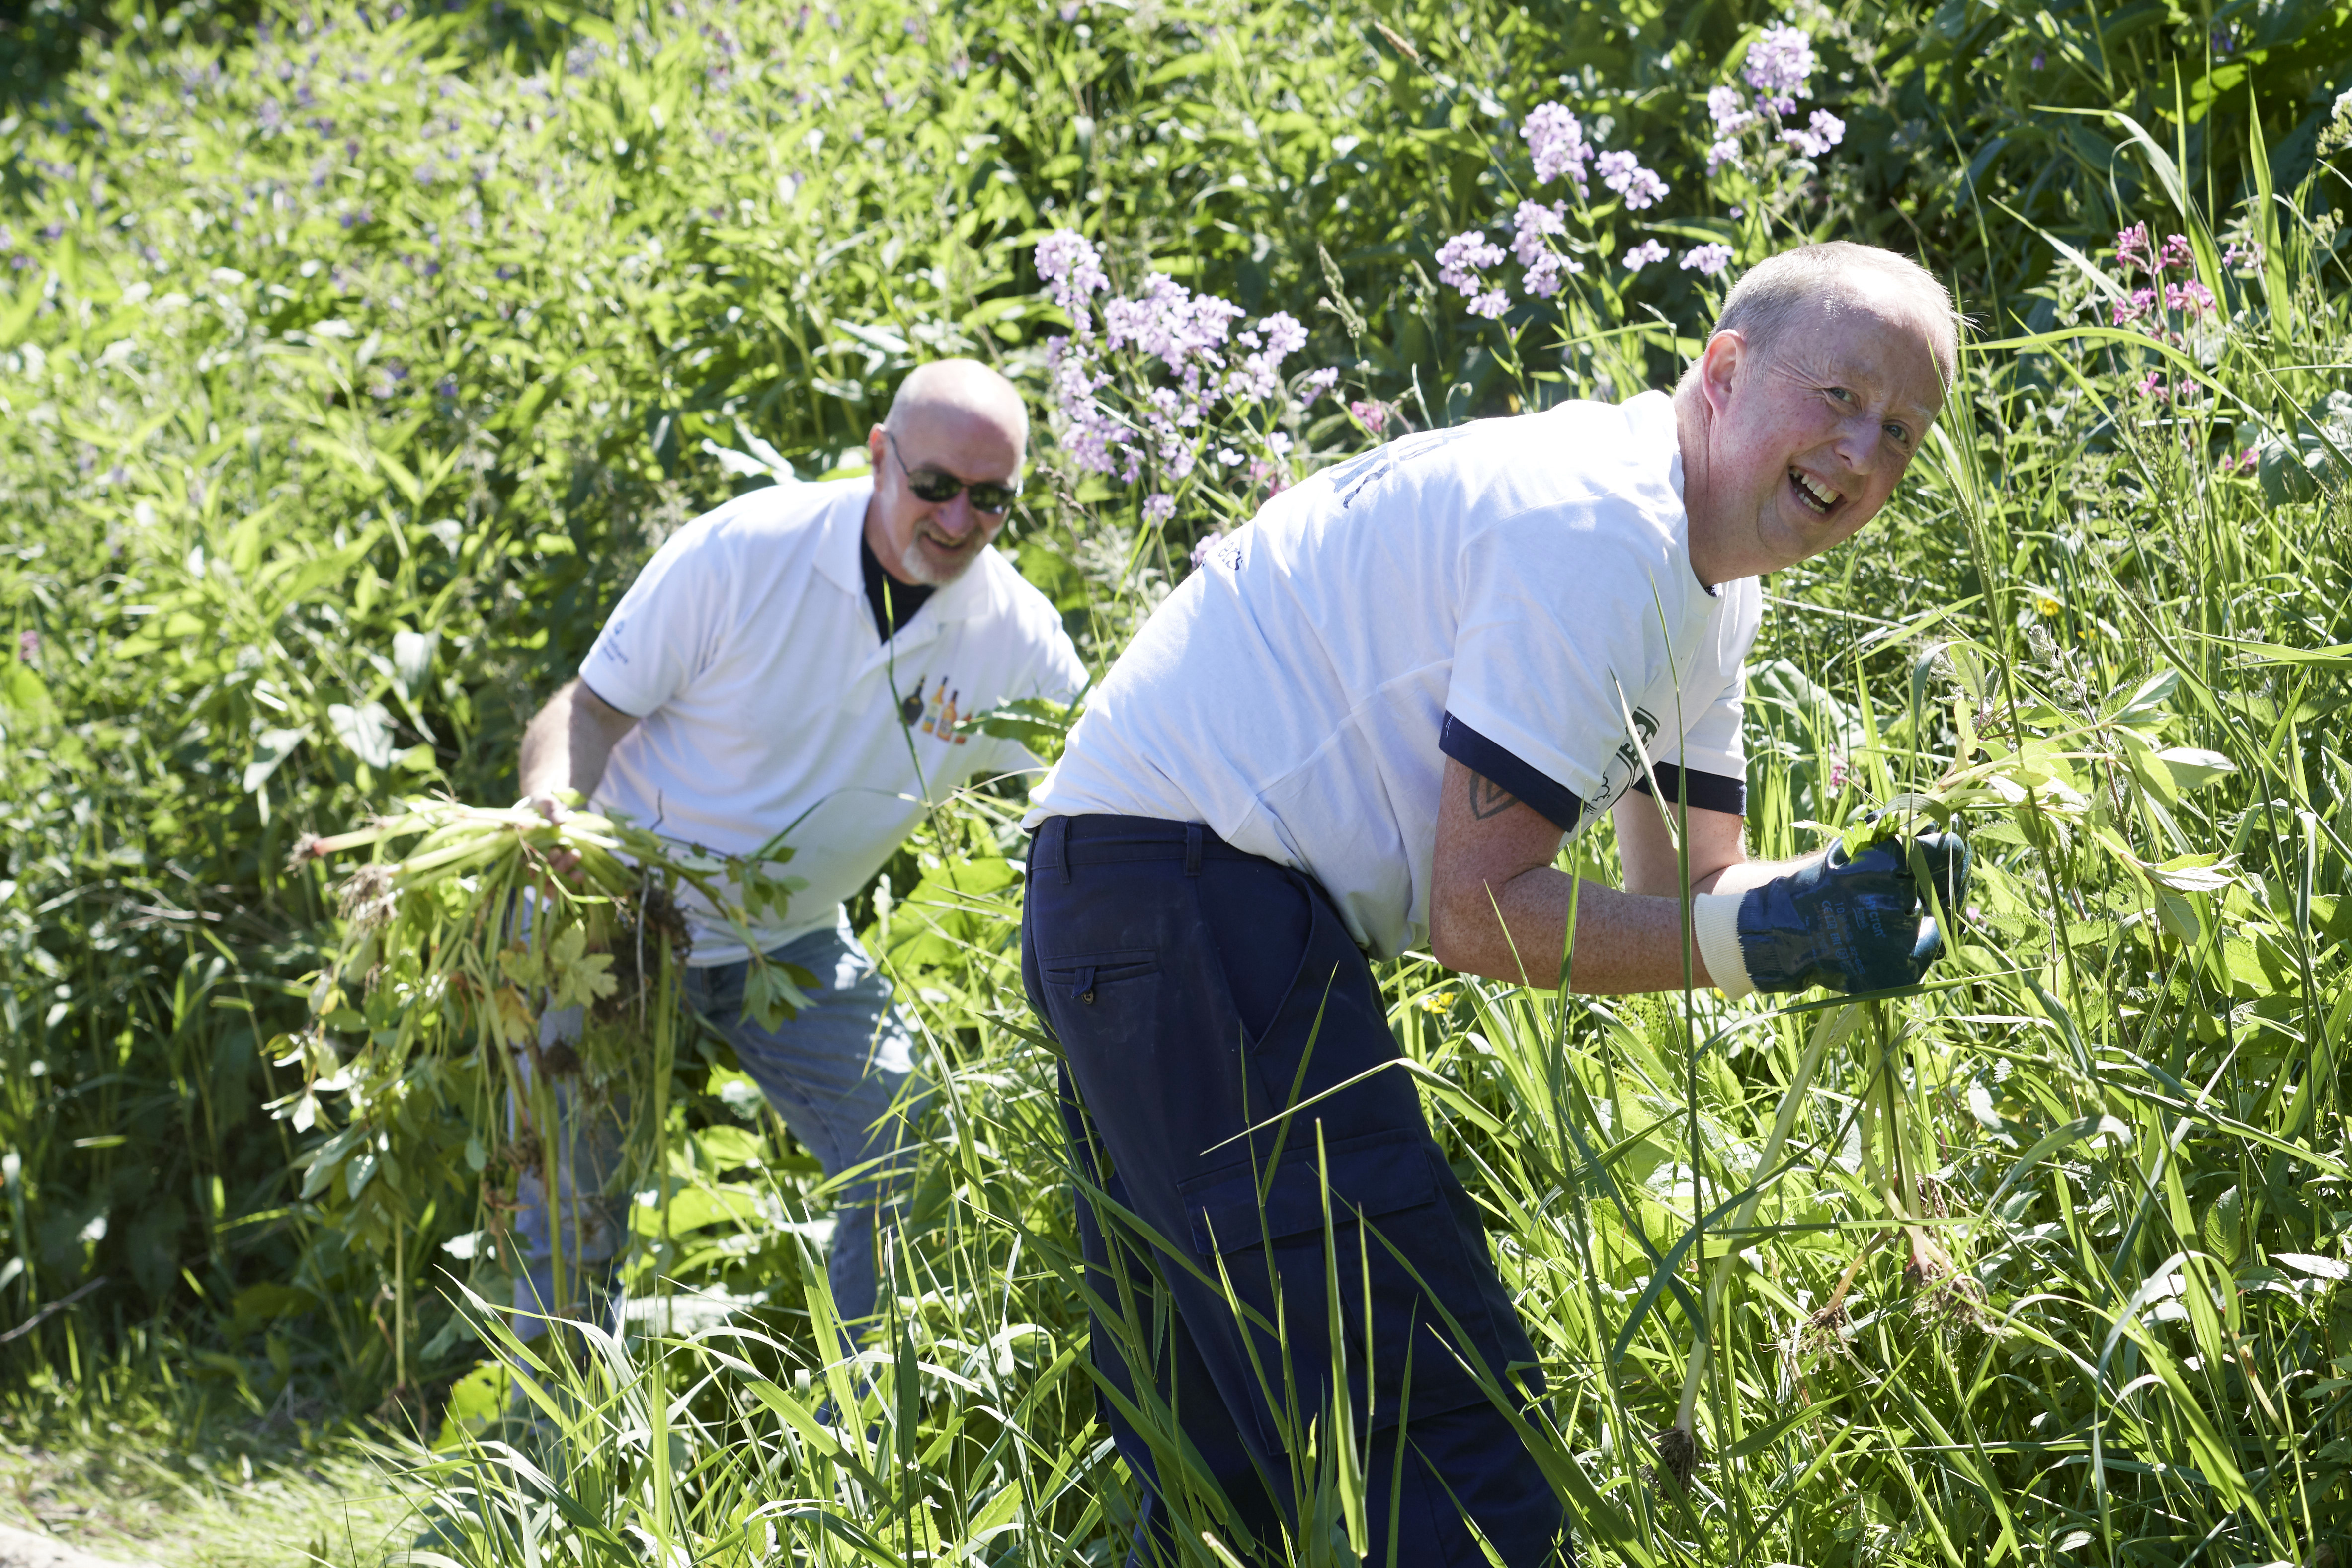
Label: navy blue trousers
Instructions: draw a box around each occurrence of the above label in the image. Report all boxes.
[1021,815,1570,1568]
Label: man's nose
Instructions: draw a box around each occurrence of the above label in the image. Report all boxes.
[1834,411,1881,476]
[929,493,977,538]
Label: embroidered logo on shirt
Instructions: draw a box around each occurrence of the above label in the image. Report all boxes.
[1597,705,1659,807]
[910,674,971,743]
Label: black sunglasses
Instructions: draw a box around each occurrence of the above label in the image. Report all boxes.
[886,431,1022,514]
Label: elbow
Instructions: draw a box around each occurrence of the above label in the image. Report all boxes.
[1427,890,1467,973]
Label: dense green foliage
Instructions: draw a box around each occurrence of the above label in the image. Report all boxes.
[8,0,2352,1562]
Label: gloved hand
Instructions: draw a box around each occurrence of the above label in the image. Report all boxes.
[1693,829,1970,998]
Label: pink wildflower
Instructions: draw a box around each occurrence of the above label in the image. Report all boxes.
[2115,223,2154,273]
[2164,279,2215,314]
[1349,398,1389,434]
[16,629,38,660]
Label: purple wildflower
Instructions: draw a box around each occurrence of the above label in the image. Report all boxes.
[2160,232,2194,270]
[1302,366,1341,401]
[17,630,39,660]
[1104,274,1244,376]
[1743,25,1816,116]
[1510,199,1568,267]
[1466,288,1510,319]
[1226,310,1306,401]
[1522,101,1594,192]
[1681,244,1734,277]
[1522,251,1581,298]
[1035,229,1109,320]
[1782,110,1845,159]
[1597,150,1667,209]
[1708,84,1756,135]
[1435,230,1507,296]
[1142,493,1176,524]
[1708,138,1745,173]
[1623,239,1669,272]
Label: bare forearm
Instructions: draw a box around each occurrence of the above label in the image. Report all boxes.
[1435,866,1709,993]
[518,678,632,804]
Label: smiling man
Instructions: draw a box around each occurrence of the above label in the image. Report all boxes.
[1018,243,1967,1565]
[512,357,1084,1340]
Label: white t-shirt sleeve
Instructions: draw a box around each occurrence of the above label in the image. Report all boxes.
[1438,509,1662,831]
[1631,673,1748,816]
[578,521,726,719]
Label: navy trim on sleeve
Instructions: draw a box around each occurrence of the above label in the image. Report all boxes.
[1438,712,1586,832]
[1630,762,1748,816]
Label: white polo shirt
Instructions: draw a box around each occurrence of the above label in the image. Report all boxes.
[1028,391,1761,958]
[582,476,1087,965]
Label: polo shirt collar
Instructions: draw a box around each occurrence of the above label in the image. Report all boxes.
[822,480,1008,659]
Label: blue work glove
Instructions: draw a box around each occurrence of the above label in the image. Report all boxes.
[1693,829,1970,998]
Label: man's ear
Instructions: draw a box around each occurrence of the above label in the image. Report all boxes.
[1697,330,1743,418]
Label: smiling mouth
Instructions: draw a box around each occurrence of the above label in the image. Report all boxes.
[918,524,982,554]
[1789,468,1843,517]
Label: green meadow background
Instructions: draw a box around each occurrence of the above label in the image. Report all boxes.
[4,0,2352,1561]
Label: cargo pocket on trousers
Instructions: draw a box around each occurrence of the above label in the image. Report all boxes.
[1175,1127,1504,1429]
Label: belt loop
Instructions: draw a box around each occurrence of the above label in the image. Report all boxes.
[1036,815,1071,884]
[1184,822,1203,877]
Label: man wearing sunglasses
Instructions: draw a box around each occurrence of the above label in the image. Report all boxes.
[510,357,1086,1346]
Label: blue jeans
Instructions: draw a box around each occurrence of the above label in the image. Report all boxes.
[512,918,928,1335]
[1021,815,1569,1568]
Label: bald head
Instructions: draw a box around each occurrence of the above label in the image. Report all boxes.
[1703,242,1958,387]
[865,358,1030,587]
[885,357,1030,454]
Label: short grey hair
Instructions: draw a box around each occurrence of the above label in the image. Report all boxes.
[1708,242,1959,384]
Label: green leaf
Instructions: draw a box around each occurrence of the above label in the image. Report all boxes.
[328,701,397,769]
[243,726,312,793]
